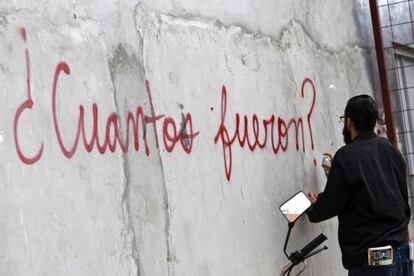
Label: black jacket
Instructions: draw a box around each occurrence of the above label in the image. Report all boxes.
[307,131,411,269]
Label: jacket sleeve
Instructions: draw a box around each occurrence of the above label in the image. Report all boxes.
[307,154,349,222]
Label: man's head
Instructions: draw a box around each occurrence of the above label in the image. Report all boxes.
[342,95,378,144]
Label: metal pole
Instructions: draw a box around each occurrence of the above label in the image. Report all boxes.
[368,0,397,143]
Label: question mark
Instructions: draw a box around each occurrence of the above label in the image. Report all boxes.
[301,78,316,166]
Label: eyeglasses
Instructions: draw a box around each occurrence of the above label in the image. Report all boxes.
[340,116,346,123]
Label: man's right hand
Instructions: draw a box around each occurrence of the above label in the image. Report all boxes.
[308,192,318,204]
[322,153,334,170]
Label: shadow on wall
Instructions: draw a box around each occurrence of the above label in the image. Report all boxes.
[352,0,382,103]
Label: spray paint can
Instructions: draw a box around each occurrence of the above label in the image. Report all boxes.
[322,155,332,177]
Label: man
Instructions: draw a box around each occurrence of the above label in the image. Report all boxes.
[307,95,412,275]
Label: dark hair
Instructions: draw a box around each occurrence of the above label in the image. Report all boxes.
[344,94,378,131]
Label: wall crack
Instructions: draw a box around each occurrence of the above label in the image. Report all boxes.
[134,3,369,59]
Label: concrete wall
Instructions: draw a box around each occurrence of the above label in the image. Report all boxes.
[0,1,376,275]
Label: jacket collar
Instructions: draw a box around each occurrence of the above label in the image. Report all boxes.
[353,129,376,141]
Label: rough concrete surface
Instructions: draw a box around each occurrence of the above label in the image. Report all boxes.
[0,1,383,275]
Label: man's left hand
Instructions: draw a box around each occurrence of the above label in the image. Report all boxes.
[308,192,318,204]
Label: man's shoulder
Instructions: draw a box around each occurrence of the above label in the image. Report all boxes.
[333,136,380,159]
[376,135,393,144]
[338,135,401,160]
[374,136,400,152]
[332,145,349,162]
[375,136,405,159]
[335,141,360,155]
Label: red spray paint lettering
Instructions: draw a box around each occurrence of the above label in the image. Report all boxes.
[51,63,199,158]
[13,28,317,181]
[214,78,317,181]
[13,27,44,164]
[14,29,199,164]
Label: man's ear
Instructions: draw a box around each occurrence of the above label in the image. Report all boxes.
[348,118,357,131]
[346,118,353,130]
[345,118,350,129]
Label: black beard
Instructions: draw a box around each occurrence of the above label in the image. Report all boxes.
[342,125,352,144]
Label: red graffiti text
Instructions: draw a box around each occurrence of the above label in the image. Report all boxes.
[14,29,199,164]
[214,78,316,181]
